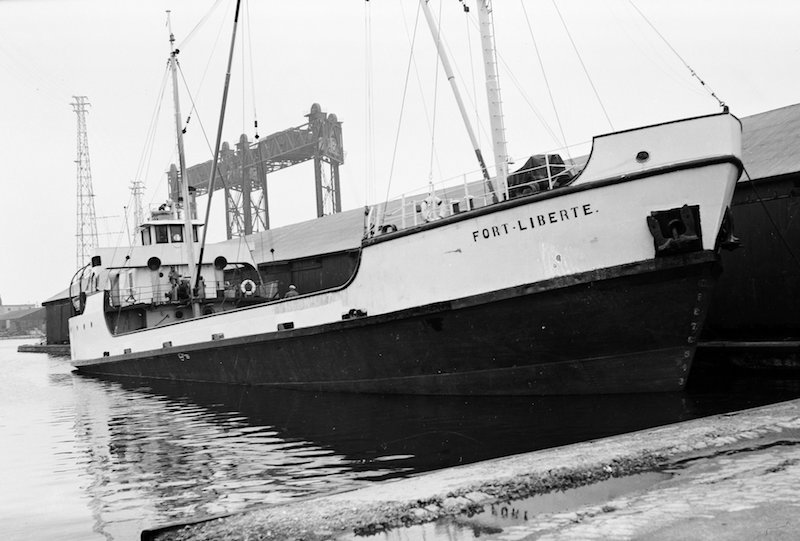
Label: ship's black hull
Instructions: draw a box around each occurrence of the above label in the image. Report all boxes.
[75,252,718,395]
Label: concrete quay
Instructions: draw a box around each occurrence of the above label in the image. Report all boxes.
[144,398,800,541]
[16,343,70,355]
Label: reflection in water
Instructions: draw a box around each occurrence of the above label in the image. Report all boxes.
[2,337,800,541]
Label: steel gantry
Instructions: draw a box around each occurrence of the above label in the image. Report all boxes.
[171,103,344,239]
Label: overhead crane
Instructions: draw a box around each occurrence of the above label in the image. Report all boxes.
[169,103,344,239]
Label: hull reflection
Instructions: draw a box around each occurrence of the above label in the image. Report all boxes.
[67,365,800,535]
[96,377,711,476]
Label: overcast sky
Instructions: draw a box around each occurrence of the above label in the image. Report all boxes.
[0,0,798,305]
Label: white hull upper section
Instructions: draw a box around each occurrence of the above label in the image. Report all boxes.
[71,113,742,362]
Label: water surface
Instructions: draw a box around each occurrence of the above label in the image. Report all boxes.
[1,339,797,540]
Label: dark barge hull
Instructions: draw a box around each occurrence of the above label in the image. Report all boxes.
[703,175,800,341]
[75,251,718,395]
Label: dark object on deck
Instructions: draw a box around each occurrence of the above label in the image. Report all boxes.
[508,154,573,198]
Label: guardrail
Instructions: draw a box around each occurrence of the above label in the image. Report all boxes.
[365,158,584,238]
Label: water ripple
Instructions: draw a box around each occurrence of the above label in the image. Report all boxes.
[3,339,800,540]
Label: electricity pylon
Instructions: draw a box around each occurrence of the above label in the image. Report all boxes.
[71,96,99,269]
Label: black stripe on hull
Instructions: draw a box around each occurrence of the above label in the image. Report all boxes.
[75,252,718,395]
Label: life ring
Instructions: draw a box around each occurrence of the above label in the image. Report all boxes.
[240,279,256,296]
[420,195,443,222]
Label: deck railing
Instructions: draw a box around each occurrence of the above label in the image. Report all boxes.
[107,278,279,308]
[364,158,584,239]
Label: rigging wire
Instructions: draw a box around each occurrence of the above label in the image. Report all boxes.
[608,1,706,98]
[743,167,800,272]
[398,1,442,178]
[178,65,221,160]
[364,0,376,205]
[464,7,480,150]
[462,6,490,202]
[427,0,444,185]
[135,66,170,186]
[115,65,170,255]
[382,1,424,208]
[551,0,614,131]
[461,12,562,149]
[245,0,260,140]
[177,0,226,50]
[0,40,73,109]
[179,0,232,137]
[520,0,570,159]
[241,2,246,139]
[627,0,727,110]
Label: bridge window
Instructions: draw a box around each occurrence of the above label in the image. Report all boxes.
[155,225,169,244]
[141,228,152,246]
[170,225,184,243]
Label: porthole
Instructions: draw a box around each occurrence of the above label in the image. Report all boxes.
[636,151,650,163]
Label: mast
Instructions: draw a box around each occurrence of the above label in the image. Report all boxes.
[419,0,497,203]
[167,11,200,318]
[477,0,509,200]
[193,0,243,295]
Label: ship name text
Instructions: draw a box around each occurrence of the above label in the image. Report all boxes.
[471,203,596,242]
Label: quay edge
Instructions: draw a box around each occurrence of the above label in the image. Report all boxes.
[16,343,70,355]
[142,398,800,541]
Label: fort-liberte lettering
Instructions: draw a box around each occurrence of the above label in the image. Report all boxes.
[472,203,595,242]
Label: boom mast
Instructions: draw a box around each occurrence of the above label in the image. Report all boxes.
[419,0,497,203]
[193,0,243,294]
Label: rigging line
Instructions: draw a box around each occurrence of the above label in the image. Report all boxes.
[135,66,170,183]
[551,0,614,131]
[462,12,561,149]
[500,57,561,146]
[114,196,135,251]
[147,154,176,209]
[428,0,445,184]
[364,0,375,205]
[141,74,169,182]
[241,3,246,137]
[743,167,800,272]
[245,0,259,139]
[178,65,219,157]
[399,1,439,173]
[438,15,490,146]
[177,0,226,50]
[194,0,244,294]
[609,2,706,96]
[383,1,423,207]
[105,192,136,262]
[520,0,570,159]
[179,1,232,135]
[176,64,230,211]
[627,0,726,110]
[464,7,480,149]
[0,41,72,106]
